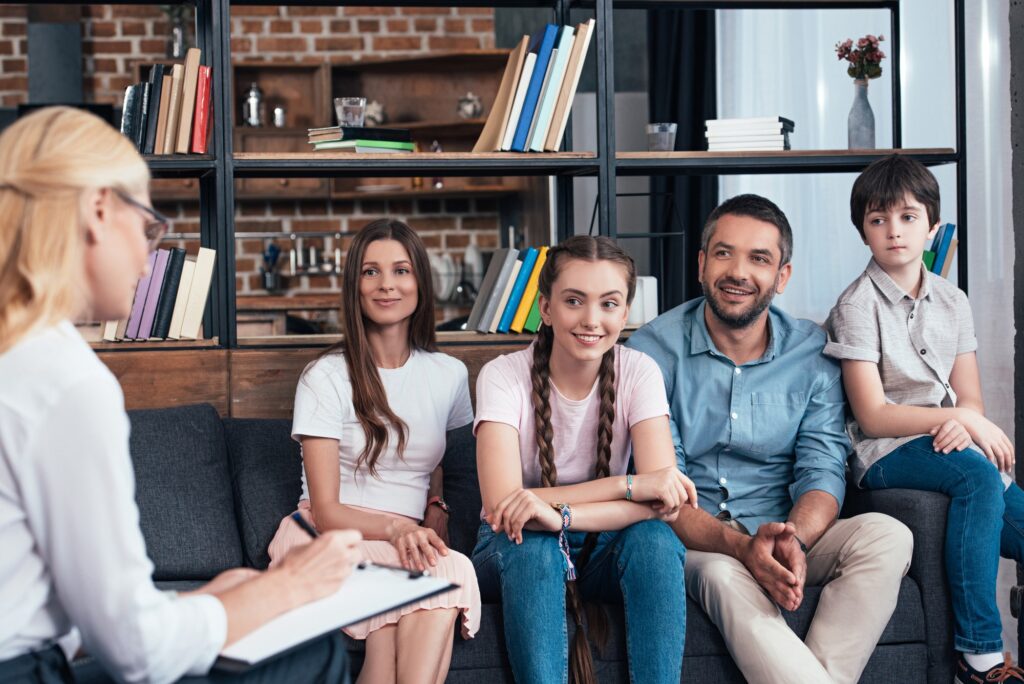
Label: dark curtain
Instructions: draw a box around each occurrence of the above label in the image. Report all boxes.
[648,10,718,308]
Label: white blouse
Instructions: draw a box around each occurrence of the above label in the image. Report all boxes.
[0,322,226,683]
[293,348,474,519]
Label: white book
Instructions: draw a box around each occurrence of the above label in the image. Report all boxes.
[489,260,522,332]
[178,247,216,340]
[216,563,455,672]
[166,257,196,340]
[708,143,788,151]
[706,133,787,144]
[706,116,794,128]
[101,320,120,342]
[523,48,558,149]
[529,27,575,152]
[705,125,790,136]
[501,53,537,152]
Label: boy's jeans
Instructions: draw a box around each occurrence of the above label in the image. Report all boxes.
[863,435,1024,653]
[472,519,686,684]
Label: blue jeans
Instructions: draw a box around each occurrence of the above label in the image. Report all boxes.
[472,519,686,684]
[863,436,1024,653]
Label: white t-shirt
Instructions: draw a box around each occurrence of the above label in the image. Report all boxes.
[0,321,226,682]
[292,348,474,520]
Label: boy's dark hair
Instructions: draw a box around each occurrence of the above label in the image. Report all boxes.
[702,194,793,266]
[850,155,940,239]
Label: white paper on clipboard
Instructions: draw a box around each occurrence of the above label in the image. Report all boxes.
[216,564,456,669]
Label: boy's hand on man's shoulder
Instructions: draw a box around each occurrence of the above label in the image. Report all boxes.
[948,410,1016,473]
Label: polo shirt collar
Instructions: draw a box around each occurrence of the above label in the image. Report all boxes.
[687,298,779,364]
[866,258,932,303]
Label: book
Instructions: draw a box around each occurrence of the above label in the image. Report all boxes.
[167,257,196,340]
[137,248,170,339]
[120,84,140,146]
[922,249,936,271]
[151,247,187,339]
[940,239,958,278]
[143,64,166,154]
[528,27,574,152]
[175,48,202,153]
[497,246,539,333]
[124,251,157,339]
[307,126,412,144]
[501,42,538,151]
[511,24,559,152]
[472,35,530,153]
[215,563,456,672]
[706,116,795,131]
[466,247,512,331]
[473,248,519,333]
[114,316,130,342]
[489,257,523,333]
[523,292,542,333]
[101,319,120,342]
[135,82,151,152]
[511,246,548,332]
[705,133,789,144]
[163,64,185,154]
[154,74,172,155]
[523,47,558,150]
[312,139,415,152]
[931,223,956,274]
[708,141,790,151]
[179,247,217,340]
[191,65,212,154]
[545,19,595,152]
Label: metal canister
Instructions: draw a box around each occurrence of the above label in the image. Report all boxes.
[242,82,264,127]
[273,106,286,128]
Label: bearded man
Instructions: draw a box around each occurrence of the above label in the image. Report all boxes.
[627,194,912,684]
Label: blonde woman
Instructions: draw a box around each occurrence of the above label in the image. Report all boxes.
[0,106,362,684]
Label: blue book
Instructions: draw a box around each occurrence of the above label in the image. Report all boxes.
[497,247,539,332]
[510,24,559,152]
[931,223,956,274]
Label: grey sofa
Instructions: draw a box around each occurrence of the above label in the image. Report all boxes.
[82,403,957,682]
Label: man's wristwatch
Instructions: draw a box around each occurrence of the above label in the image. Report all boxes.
[427,496,450,515]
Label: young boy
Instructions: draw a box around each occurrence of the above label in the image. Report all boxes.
[824,154,1024,682]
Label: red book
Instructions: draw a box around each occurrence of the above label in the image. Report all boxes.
[191,65,211,154]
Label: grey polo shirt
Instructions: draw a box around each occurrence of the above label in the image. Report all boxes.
[823,258,977,483]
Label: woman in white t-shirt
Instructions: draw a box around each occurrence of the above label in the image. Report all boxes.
[473,236,698,684]
[268,219,481,684]
[0,107,361,684]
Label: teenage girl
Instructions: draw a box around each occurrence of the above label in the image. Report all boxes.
[472,235,696,684]
[268,219,481,684]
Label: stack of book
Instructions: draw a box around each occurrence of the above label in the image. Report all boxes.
[307,126,414,153]
[923,223,958,277]
[466,246,549,334]
[121,48,213,155]
[101,247,216,342]
[473,20,595,153]
[705,116,794,151]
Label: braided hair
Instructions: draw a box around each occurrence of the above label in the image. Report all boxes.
[530,235,637,684]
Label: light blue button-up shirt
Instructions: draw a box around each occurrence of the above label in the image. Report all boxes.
[627,298,850,533]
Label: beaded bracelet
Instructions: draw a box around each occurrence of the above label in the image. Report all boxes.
[625,473,634,501]
[552,502,577,581]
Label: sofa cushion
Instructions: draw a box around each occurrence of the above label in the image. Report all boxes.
[223,417,304,569]
[128,404,244,579]
[442,424,483,558]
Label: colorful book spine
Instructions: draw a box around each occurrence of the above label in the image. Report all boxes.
[124,251,158,339]
[475,249,520,333]
[489,258,523,333]
[528,28,574,152]
[151,247,187,339]
[510,24,559,152]
[498,247,539,333]
[931,223,956,274]
[523,293,543,333]
[137,248,170,339]
[191,65,212,154]
[511,246,548,332]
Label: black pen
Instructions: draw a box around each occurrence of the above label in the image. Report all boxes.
[291,511,319,538]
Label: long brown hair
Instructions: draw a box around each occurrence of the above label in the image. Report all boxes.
[316,219,437,477]
[531,235,637,684]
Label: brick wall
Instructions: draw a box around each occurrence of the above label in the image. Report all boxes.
[0,4,503,301]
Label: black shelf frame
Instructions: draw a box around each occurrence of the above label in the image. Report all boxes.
[78,0,965,347]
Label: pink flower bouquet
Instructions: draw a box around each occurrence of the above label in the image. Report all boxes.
[835,34,886,80]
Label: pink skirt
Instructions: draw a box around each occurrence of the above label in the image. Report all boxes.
[267,501,481,641]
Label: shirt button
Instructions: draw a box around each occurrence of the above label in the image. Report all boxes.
[944,383,950,389]
[719,477,728,485]
[719,502,728,511]
[920,349,927,355]
[910,313,915,319]
[723,447,731,453]
[731,412,738,420]
[734,367,742,375]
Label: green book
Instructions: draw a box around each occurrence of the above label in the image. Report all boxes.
[922,250,936,270]
[312,139,415,152]
[523,292,542,333]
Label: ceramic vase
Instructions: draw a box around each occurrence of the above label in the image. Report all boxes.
[848,78,876,149]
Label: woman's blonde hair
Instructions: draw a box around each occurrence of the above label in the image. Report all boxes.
[0,106,149,353]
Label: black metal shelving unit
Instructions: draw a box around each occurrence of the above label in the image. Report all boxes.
[74,0,965,349]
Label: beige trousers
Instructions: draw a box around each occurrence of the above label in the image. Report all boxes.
[685,513,913,684]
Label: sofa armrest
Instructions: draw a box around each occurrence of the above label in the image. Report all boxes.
[841,487,954,682]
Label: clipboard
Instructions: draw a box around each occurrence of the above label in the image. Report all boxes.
[214,563,458,672]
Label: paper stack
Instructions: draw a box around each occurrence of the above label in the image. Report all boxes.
[705,117,794,151]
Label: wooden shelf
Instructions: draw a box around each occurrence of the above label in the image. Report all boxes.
[237,330,539,347]
[90,337,221,351]
[238,294,339,312]
[330,183,518,201]
[233,151,599,177]
[331,51,511,73]
[615,148,958,175]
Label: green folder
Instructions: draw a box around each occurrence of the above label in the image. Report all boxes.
[922,250,936,271]
[523,292,542,333]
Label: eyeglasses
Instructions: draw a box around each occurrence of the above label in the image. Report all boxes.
[112,188,170,250]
